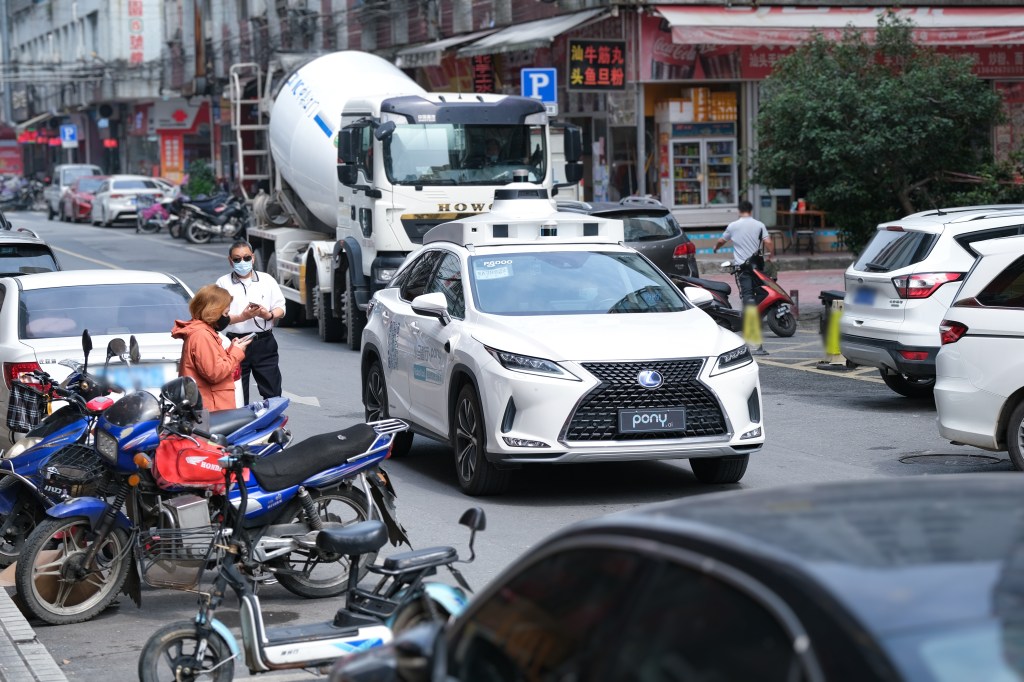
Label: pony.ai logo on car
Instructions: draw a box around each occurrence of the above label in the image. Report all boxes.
[637,370,663,389]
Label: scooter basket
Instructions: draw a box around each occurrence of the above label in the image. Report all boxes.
[137,526,222,590]
[44,444,109,498]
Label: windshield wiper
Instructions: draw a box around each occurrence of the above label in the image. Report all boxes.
[864,261,889,272]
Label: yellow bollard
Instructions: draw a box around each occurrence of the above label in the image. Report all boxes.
[743,302,768,355]
[816,298,849,369]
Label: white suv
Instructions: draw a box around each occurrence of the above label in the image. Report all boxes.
[935,234,1024,468]
[841,205,1024,397]
[360,187,763,495]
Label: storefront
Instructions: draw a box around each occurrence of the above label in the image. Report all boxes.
[151,99,212,184]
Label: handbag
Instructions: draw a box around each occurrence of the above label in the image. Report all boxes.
[6,382,47,433]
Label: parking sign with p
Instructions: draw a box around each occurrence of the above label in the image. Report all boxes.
[521,68,558,115]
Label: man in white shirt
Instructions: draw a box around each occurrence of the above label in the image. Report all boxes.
[713,200,773,304]
[216,240,286,404]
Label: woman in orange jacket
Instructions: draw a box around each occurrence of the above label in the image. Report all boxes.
[171,284,253,411]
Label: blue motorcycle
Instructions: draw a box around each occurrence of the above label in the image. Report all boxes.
[14,376,406,625]
[0,334,290,567]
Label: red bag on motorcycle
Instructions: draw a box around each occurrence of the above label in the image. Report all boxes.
[153,436,227,493]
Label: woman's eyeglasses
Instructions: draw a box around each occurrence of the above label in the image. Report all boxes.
[231,255,253,263]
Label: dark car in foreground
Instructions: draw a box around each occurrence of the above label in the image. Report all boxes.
[0,216,61,275]
[332,475,1024,682]
[558,197,699,277]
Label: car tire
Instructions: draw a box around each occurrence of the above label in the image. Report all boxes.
[363,358,413,458]
[879,370,934,398]
[452,384,510,496]
[690,454,749,484]
[1007,401,1024,472]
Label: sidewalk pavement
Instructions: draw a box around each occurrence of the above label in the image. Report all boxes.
[0,588,67,682]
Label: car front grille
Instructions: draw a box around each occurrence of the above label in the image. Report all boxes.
[563,360,727,441]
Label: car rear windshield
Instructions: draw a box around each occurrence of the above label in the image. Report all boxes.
[469,251,688,315]
[75,178,104,193]
[112,179,160,191]
[20,282,191,339]
[853,229,938,273]
[0,244,59,276]
[616,213,682,242]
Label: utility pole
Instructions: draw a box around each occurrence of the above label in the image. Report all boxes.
[0,0,13,125]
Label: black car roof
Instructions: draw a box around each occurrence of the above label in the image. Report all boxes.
[564,474,1023,636]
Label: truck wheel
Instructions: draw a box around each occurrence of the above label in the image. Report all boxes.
[315,288,343,342]
[344,279,363,351]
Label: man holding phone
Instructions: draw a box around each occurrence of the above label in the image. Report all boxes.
[216,240,287,404]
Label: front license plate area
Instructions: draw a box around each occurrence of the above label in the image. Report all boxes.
[618,408,686,434]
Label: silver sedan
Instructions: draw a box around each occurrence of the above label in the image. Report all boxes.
[89,175,169,227]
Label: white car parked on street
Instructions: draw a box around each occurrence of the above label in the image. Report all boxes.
[360,187,764,495]
[89,175,169,227]
[935,234,1024,468]
[0,269,193,451]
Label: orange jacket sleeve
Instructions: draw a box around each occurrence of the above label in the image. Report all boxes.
[189,331,244,385]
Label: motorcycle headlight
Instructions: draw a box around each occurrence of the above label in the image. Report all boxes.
[711,345,753,376]
[96,429,118,463]
[485,346,579,380]
[4,436,43,460]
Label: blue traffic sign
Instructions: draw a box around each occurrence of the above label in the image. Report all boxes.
[59,124,78,143]
[521,68,557,103]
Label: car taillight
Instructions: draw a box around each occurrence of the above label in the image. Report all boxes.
[4,361,42,389]
[672,242,696,258]
[891,272,963,299]
[940,319,969,345]
[110,193,124,199]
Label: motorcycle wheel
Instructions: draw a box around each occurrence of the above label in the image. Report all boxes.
[0,479,39,567]
[185,221,213,244]
[766,307,797,337]
[274,487,374,599]
[137,217,162,235]
[137,621,235,682]
[364,359,413,458]
[14,516,131,625]
[390,591,463,634]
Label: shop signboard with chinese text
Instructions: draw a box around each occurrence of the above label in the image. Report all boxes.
[568,40,626,91]
[473,55,495,94]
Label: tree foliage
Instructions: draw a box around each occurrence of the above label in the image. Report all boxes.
[184,159,216,197]
[753,13,1015,253]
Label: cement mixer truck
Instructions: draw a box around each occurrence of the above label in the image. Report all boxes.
[230,51,583,350]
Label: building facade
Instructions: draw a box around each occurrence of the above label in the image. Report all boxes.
[3,0,1024,227]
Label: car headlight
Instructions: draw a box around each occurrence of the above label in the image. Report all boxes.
[95,429,118,463]
[711,345,753,376]
[485,346,580,380]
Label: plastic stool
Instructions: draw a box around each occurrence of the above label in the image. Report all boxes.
[794,230,815,254]
[768,230,786,254]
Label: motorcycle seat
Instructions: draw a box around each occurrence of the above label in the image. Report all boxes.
[316,519,387,556]
[249,422,379,491]
[672,275,732,297]
[207,407,257,436]
[379,545,457,574]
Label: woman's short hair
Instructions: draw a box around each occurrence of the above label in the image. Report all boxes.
[190,284,232,327]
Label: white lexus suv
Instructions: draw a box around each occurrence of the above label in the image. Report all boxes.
[841,205,1024,397]
[360,187,763,495]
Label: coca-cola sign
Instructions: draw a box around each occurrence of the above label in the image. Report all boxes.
[652,37,697,63]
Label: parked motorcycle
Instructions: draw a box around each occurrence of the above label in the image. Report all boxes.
[13,376,400,625]
[137,437,481,681]
[674,260,798,337]
[670,274,743,332]
[182,194,248,244]
[136,194,186,236]
[0,178,44,212]
[165,193,226,239]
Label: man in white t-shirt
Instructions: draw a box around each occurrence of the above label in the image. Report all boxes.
[216,240,286,404]
[713,200,773,304]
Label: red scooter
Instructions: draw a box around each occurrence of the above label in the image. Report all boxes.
[674,259,797,337]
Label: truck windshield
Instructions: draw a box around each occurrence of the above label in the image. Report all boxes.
[384,124,547,187]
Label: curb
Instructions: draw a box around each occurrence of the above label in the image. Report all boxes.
[0,588,67,682]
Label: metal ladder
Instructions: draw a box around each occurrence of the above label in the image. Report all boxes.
[229,62,272,201]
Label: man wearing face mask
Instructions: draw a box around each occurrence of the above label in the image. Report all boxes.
[215,240,286,404]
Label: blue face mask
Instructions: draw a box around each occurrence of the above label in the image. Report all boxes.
[233,260,253,277]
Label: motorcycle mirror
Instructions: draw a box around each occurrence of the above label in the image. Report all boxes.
[459,507,486,563]
[104,338,127,370]
[81,329,92,374]
[129,335,141,364]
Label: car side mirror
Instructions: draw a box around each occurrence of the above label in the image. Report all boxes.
[410,292,451,327]
[684,286,714,308]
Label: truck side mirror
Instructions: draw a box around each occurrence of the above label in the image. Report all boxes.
[374,120,396,141]
[337,165,357,185]
[564,163,583,185]
[562,123,583,163]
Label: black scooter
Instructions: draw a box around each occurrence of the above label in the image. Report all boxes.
[670,274,742,332]
[182,195,248,244]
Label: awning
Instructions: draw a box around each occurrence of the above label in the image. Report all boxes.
[15,112,56,134]
[457,9,608,58]
[657,6,1024,46]
[396,29,499,68]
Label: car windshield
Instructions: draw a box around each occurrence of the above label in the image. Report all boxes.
[0,244,59,276]
[20,282,191,339]
[75,178,104,193]
[469,251,688,315]
[385,123,547,186]
[886,620,1024,682]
